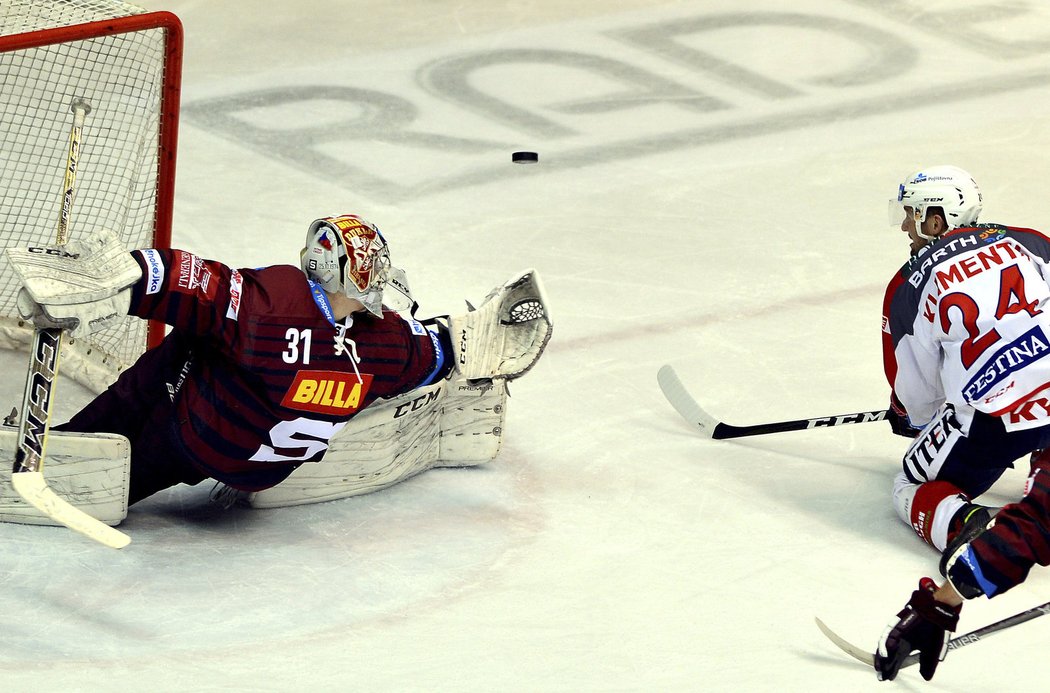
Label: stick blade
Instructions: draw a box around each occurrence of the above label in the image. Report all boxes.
[11,471,130,549]
[657,365,721,437]
[815,617,874,667]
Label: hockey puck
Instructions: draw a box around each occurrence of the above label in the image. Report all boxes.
[512,151,539,164]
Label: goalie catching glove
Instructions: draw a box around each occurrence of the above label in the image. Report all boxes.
[447,268,552,382]
[5,229,141,339]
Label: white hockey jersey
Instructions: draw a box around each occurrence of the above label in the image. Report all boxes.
[883,224,1050,432]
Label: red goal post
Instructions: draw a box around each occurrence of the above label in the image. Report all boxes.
[0,1,181,392]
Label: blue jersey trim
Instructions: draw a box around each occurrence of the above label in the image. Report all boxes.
[307,279,337,327]
[959,545,998,597]
[418,325,446,387]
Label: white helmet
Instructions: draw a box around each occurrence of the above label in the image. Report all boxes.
[300,214,412,318]
[891,165,983,234]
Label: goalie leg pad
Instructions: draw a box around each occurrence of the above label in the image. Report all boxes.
[449,268,552,382]
[248,383,445,508]
[248,377,508,508]
[434,378,507,468]
[0,428,130,526]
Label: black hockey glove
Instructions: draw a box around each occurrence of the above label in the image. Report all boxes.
[887,393,922,438]
[874,578,961,682]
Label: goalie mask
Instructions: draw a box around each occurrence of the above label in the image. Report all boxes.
[300,214,413,318]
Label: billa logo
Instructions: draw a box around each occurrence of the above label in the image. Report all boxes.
[281,370,373,415]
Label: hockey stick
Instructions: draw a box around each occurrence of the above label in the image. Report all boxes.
[657,365,888,439]
[815,601,1050,671]
[10,100,131,549]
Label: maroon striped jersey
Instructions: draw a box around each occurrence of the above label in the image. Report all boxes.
[129,249,447,490]
[957,462,1050,598]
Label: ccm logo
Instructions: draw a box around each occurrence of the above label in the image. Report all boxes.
[28,247,79,259]
[808,411,887,428]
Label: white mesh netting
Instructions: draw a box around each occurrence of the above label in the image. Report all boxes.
[0,0,176,389]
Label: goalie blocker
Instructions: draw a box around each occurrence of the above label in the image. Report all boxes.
[1,267,551,518]
[5,229,142,339]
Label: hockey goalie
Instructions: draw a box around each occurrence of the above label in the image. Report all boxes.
[0,215,552,525]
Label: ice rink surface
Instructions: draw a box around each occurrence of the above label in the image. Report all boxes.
[5,0,1050,690]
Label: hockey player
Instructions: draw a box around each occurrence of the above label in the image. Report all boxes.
[4,214,551,508]
[875,167,1050,681]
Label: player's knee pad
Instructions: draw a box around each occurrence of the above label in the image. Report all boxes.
[893,472,968,550]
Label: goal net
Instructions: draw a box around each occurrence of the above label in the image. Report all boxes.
[0,0,181,393]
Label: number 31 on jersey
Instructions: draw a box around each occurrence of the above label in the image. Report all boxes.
[282,327,312,364]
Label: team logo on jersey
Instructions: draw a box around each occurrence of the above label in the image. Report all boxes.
[172,250,216,298]
[281,370,373,415]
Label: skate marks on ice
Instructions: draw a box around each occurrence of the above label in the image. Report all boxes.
[0,449,543,664]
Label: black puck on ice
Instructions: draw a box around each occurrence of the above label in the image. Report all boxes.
[512,151,539,164]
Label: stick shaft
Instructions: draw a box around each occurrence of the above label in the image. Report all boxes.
[817,600,1050,671]
[13,101,88,475]
[943,600,1050,655]
[658,365,887,439]
[711,410,889,439]
[10,101,130,549]
[55,102,88,245]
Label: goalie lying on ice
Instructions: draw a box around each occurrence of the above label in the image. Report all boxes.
[0,216,552,524]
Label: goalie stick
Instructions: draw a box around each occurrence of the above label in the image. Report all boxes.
[10,101,131,549]
[815,599,1050,671]
[657,365,888,439]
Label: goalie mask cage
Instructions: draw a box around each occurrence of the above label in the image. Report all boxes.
[0,0,181,393]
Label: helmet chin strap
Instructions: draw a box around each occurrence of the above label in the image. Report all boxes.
[913,207,939,243]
